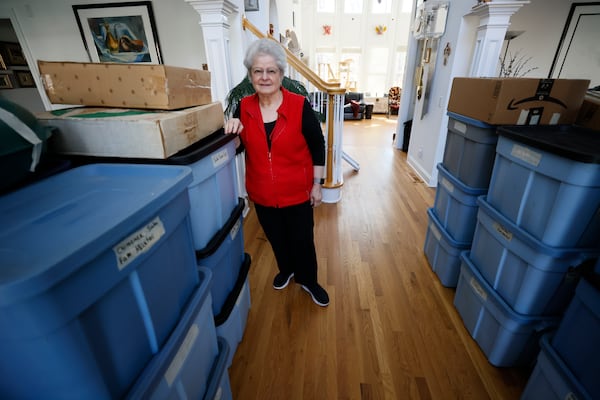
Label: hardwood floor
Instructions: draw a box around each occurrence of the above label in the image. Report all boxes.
[229,115,530,399]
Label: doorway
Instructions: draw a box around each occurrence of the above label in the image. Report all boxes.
[0,18,45,112]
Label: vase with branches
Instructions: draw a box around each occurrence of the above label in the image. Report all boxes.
[498,48,539,78]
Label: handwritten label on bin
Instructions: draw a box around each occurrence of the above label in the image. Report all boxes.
[212,149,229,168]
[510,144,542,167]
[113,217,165,270]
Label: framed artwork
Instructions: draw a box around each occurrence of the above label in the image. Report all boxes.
[0,42,27,66]
[549,2,600,88]
[15,70,35,88]
[0,74,13,89]
[73,1,162,64]
[245,0,259,12]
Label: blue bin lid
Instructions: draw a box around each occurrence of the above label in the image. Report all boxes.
[0,163,192,304]
[497,125,600,163]
[447,111,495,128]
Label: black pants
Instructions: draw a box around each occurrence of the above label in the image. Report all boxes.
[254,201,318,286]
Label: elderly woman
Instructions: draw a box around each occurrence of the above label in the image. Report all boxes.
[224,38,329,307]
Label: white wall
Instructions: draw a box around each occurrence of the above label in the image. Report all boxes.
[0,0,207,111]
[403,0,590,187]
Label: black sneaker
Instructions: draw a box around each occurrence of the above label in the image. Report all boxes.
[273,272,294,290]
[301,283,330,307]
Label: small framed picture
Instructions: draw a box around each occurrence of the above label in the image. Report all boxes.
[1,42,27,66]
[245,0,259,12]
[15,70,35,88]
[0,74,13,89]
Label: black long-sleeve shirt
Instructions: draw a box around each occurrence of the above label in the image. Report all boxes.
[233,98,325,166]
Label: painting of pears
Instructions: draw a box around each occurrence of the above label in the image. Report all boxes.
[87,16,150,63]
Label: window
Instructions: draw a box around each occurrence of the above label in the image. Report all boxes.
[372,0,392,14]
[344,0,363,14]
[317,0,335,13]
[315,49,337,81]
[394,48,407,89]
[340,48,361,90]
[366,48,389,95]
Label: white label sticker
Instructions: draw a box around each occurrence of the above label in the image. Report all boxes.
[493,222,513,242]
[440,177,454,193]
[113,217,165,270]
[511,144,542,166]
[517,110,529,125]
[549,113,561,125]
[470,277,488,301]
[165,324,199,386]
[453,120,467,134]
[528,114,540,125]
[212,149,229,168]
[230,218,241,240]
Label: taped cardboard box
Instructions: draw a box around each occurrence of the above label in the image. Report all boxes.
[448,78,590,125]
[38,61,211,110]
[37,102,224,159]
[575,93,600,131]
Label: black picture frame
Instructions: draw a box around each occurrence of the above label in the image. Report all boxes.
[0,42,27,66]
[15,70,36,88]
[245,0,259,12]
[73,1,162,64]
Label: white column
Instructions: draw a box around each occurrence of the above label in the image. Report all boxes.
[468,1,529,77]
[184,0,238,104]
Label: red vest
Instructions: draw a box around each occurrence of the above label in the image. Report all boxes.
[239,88,314,207]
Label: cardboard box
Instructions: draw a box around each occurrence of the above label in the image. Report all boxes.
[448,78,590,125]
[38,61,211,110]
[37,102,224,159]
[575,93,600,131]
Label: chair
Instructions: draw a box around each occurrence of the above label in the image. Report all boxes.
[387,86,401,117]
[343,92,366,120]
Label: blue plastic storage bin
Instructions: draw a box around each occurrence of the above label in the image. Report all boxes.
[215,253,252,367]
[487,126,600,248]
[433,163,487,243]
[551,278,600,398]
[442,112,498,190]
[197,198,246,316]
[454,253,559,367]
[65,131,240,251]
[126,267,219,400]
[203,337,234,400]
[0,164,199,399]
[167,131,239,250]
[471,197,596,315]
[424,208,471,287]
[521,334,592,400]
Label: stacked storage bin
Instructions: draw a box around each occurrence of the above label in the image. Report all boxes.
[126,268,233,400]
[0,163,214,398]
[454,125,600,367]
[521,268,599,400]
[180,133,251,367]
[424,112,497,287]
[63,128,252,368]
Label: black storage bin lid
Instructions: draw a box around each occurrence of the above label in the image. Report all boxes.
[497,125,600,164]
